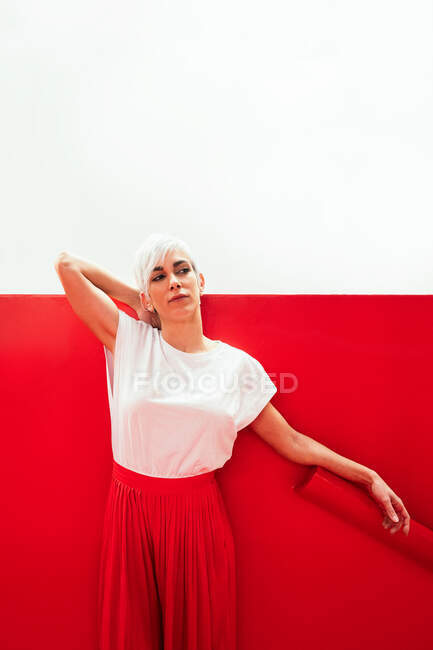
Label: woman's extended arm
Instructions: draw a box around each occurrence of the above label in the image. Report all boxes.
[249,402,411,536]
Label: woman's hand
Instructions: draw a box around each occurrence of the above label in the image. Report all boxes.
[367,474,411,536]
[134,299,161,330]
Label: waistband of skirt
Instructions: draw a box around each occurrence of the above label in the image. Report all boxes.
[112,460,217,493]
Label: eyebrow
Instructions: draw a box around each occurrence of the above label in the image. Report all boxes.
[151,259,190,273]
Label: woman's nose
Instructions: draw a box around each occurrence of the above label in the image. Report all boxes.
[169,275,181,288]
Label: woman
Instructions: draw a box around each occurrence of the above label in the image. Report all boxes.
[54,232,410,650]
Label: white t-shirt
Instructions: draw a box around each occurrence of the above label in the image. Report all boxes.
[103,310,277,478]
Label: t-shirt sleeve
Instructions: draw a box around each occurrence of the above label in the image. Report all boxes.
[233,352,277,432]
[103,309,153,402]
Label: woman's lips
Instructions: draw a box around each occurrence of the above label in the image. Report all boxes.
[169,295,188,302]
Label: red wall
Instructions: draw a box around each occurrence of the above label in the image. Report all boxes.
[1,294,432,650]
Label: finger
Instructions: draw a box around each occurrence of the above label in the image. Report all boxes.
[393,512,408,533]
[400,503,411,521]
[391,495,409,520]
[391,497,411,535]
[383,512,409,535]
[387,504,399,522]
[390,521,403,534]
[389,520,401,534]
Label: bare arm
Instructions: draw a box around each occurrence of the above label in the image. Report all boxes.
[56,251,142,314]
[54,251,157,353]
[250,402,411,536]
[250,402,377,485]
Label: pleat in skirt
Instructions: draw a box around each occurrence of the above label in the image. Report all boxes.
[97,460,237,650]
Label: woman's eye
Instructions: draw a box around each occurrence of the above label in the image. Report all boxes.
[152,268,190,281]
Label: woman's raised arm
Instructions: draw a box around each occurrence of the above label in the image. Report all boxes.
[53,251,146,353]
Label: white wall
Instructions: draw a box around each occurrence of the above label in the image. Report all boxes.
[2,0,432,294]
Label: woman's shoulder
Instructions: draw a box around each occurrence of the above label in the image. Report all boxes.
[116,310,157,347]
[220,340,269,371]
[119,310,155,329]
[219,340,252,363]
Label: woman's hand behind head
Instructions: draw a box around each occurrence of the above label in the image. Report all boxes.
[135,302,161,329]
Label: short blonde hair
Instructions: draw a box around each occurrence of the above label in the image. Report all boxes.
[132,232,201,304]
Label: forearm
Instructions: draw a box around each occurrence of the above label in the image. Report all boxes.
[291,430,378,488]
[56,251,140,312]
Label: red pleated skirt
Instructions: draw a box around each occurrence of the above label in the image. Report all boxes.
[97,460,237,650]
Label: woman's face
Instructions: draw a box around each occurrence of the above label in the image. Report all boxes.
[145,248,204,322]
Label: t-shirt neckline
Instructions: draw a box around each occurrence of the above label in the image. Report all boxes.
[159,331,223,358]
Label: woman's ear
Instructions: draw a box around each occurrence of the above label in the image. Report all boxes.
[198,272,205,294]
[139,290,149,310]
